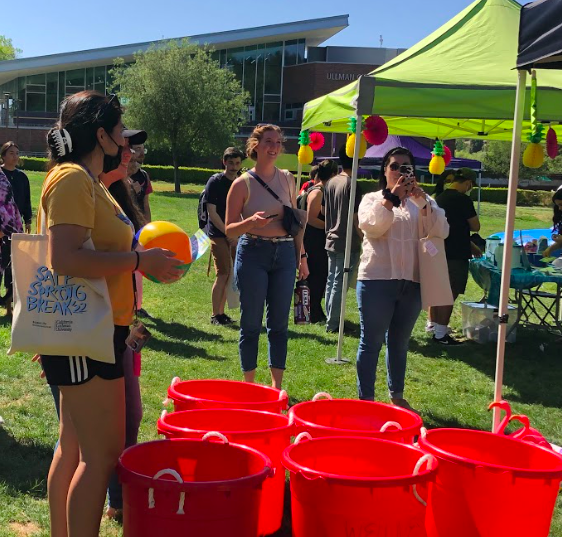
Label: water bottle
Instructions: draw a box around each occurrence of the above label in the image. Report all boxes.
[294,280,311,325]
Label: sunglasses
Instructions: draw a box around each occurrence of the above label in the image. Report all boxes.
[387,162,414,173]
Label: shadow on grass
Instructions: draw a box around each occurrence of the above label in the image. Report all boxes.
[413,328,562,409]
[157,191,200,200]
[422,411,479,431]
[147,336,227,362]
[0,427,51,498]
[286,328,336,345]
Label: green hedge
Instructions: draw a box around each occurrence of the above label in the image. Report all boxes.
[19,157,220,185]
[17,157,555,206]
[356,180,553,207]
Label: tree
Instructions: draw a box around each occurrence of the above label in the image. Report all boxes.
[0,36,21,60]
[112,40,248,192]
[482,140,562,180]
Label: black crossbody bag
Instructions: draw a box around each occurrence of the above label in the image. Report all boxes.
[247,170,304,237]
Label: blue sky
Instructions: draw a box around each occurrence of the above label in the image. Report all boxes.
[7,0,532,59]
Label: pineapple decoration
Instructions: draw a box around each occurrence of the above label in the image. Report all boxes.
[429,140,446,175]
[523,71,545,168]
[345,117,367,159]
[297,130,314,165]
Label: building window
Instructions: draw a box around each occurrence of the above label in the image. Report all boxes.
[66,68,85,95]
[263,42,282,96]
[86,68,94,90]
[284,39,298,67]
[27,92,45,112]
[94,66,106,94]
[263,102,280,122]
[26,73,46,113]
[284,102,303,122]
[46,72,59,112]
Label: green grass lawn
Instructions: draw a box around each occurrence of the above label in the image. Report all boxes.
[1,172,561,536]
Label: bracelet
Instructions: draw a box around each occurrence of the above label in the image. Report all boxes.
[382,188,401,208]
[300,253,308,259]
[133,251,140,272]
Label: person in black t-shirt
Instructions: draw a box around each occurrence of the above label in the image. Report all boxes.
[429,168,481,345]
[207,147,245,325]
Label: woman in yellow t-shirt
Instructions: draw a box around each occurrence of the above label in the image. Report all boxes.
[40,91,181,537]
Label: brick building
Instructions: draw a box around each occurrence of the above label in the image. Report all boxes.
[0,15,404,156]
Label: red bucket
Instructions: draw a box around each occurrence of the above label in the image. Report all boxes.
[166,378,288,413]
[418,428,562,537]
[289,392,422,443]
[282,434,437,537]
[118,435,273,537]
[157,408,292,536]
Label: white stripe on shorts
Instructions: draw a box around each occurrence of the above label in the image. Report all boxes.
[81,357,88,382]
[69,357,76,384]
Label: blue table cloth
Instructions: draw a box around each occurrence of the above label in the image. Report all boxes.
[469,258,562,306]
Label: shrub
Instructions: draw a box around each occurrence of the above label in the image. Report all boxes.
[17,158,556,206]
[19,157,220,185]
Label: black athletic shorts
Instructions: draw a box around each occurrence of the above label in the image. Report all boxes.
[447,259,469,297]
[41,326,129,386]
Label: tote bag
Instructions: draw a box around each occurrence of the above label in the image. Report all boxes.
[417,201,454,310]
[9,179,115,363]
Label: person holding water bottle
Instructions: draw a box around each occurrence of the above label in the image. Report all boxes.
[355,147,449,412]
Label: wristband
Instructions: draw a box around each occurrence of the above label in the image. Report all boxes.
[133,251,140,272]
[382,188,401,208]
[300,253,308,259]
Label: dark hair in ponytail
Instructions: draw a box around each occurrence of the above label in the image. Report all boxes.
[47,91,122,169]
[108,179,145,232]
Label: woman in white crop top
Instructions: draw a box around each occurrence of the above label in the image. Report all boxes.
[225,124,308,389]
[355,147,449,412]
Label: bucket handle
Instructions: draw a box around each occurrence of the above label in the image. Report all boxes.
[412,454,435,507]
[162,376,182,406]
[294,432,312,444]
[380,421,402,433]
[509,414,531,436]
[149,469,186,515]
[312,392,333,401]
[202,431,229,444]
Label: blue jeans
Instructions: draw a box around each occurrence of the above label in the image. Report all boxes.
[356,279,421,401]
[235,236,296,372]
[325,250,360,331]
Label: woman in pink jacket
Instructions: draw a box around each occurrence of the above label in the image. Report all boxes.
[355,147,449,412]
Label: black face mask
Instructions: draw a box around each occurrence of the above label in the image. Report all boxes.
[101,132,123,173]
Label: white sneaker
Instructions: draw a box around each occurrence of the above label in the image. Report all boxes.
[425,322,435,333]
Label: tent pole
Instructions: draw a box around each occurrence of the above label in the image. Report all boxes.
[296,161,303,191]
[492,69,527,432]
[326,114,363,365]
[477,171,482,218]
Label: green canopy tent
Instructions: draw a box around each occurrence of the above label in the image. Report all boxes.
[302,0,562,140]
[299,0,562,397]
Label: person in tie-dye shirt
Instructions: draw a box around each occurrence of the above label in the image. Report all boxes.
[0,166,23,315]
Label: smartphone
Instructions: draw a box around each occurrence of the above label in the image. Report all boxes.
[399,164,416,191]
[265,213,279,219]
